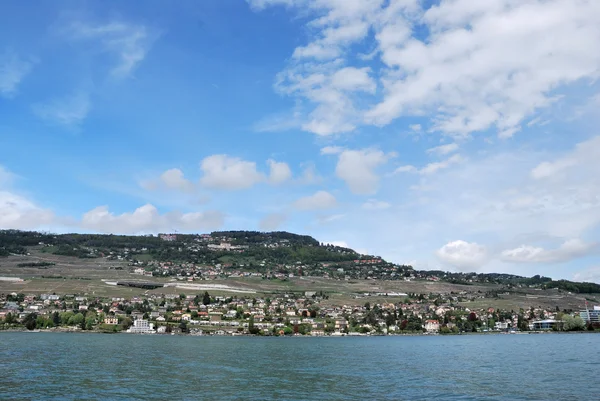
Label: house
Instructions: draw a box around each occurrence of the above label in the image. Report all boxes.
[104,316,118,325]
[334,319,348,330]
[424,320,440,333]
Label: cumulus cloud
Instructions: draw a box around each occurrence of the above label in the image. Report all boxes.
[81,204,224,234]
[33,92,91,127]
[362,199,391,210]
[294,190,337,210]
[252,0,600,138]
[436,240,488,270]
[501,239,599,264]
[335,148,392,195]
[159,168,194,191]
[0,191,55,230]
[0,51,35,97]
[200,155,265,190]
[267,159,292,184]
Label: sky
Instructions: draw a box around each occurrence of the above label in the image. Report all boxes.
[1,0,600,282]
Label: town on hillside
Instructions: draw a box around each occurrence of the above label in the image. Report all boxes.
[1,290,599,335]
[1,230,600,335]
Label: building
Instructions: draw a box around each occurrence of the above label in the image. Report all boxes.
[579,306,600,323]
[160,234,177,242]
[127,319,155,334]
[104,316,118,325]
[424,320,440,333]
[530,319,562,330]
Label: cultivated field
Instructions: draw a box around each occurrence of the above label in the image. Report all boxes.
[0,250,596,310]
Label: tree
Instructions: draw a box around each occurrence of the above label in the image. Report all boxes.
[23,313,38,330]
[4,312,15,324]
[563,315,585,331]
[203,291,211,306]
[248,315,260,335]
[68,313,85,327]
[52,312,60,326]
[179,320,188,333]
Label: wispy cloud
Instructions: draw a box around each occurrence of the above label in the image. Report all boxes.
[33,92,90,127]
[0,51,35,97]
[66,20,152,77]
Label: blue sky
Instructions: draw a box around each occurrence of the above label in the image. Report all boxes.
[1,0,600,282]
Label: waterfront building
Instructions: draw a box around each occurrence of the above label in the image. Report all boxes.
[127,319,155,334]
[530,319,562,330]
[579,306,600,323]
[424,320,440,333]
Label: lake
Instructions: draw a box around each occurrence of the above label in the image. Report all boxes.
[0,332,597,400]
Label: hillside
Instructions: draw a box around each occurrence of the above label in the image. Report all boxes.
[1,230,599,294]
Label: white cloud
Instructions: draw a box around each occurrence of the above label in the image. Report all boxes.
[320,146,344,155]
[267,159,292,184]
[393,165,417,174]
[253,0,600,138]
[573,267,600,284]
[0,52,34,97]
[294,190,337,210]
[200,155,264,190]
[427,143,459,156]
[436,240,488,270]
[33,92,90,127]
[158,168,194,192]
[315,213,345,224]
[420,154,465,175]
[81,204,224,234]
[501,239,599,264]
[67,20,152,77]
[322,240,349,248]
[393,154,464,175]
[409,124,422,132]
[531,136,600,179]
[335,148,391,194]
[362,199,391,210]
[259,213,287,231]
[297,163,322,185]
[0,191,55,230]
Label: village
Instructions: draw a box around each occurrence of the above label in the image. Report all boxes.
[1,288,597,336]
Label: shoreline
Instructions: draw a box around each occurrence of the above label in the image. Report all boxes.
[1,327,597,337]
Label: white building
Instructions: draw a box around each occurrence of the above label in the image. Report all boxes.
[127,319,155,334]
[579,306,600,323]
[424,320,440,333]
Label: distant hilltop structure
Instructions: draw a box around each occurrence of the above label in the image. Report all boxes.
[159,234,177,242]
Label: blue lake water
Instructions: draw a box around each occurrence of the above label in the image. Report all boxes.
[0,332,598,400]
